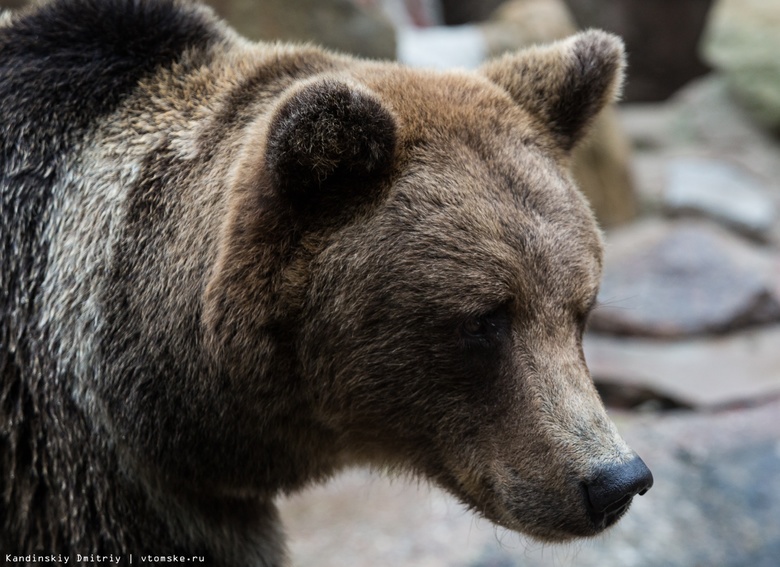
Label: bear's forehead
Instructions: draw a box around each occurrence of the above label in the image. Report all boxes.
[339,144,602,314]
[357,65,539,144]
[385,121,592,244]
[358,66,574,218]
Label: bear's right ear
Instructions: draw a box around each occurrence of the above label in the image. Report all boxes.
[264,78,397,206]
[481,30,625,153]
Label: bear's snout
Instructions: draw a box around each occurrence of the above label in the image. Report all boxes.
[583,455,654,530]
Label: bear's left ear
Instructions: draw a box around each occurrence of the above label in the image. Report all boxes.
[481,30,625,153]
[265,78,397,205]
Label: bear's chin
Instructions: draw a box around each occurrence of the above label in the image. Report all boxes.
[450,477,630,543]
[506,497,634,542]
[487,505,623,543]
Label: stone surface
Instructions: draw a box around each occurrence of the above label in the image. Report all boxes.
[703,0,780,133]
[663,157,777,241]
[668,78,780,187]
[380,0,444,29]
[280,468,492,567]
[620,77,780,196]
[583,326,780,409]
[618,77,780,246]
[279,400,780,567]
[590,220,780,337]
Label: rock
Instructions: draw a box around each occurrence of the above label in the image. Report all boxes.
[667,77,780,185]
[620,76,780,193]
[279,399,780,567]
[663,157,777,242]
[380,0,444,28]
[583,326,780,409]
[626,152,668,212]
[582,401,780,567]
[618,102,677,151]
[590,220,780,337]
[703,0,780,133]
[618,78,780,245]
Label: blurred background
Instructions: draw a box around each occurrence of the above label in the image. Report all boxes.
[3,0,779,565]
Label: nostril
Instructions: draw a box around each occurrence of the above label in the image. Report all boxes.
[584,454,653,528]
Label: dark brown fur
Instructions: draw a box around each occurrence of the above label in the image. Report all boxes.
[1,1,643,564]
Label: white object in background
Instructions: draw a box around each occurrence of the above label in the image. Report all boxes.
[397,24,487,69]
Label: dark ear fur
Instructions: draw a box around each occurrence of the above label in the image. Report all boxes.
[265,78,397,204]
[481,30,625,153]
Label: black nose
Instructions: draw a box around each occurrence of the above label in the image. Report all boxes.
[584,454,653,529]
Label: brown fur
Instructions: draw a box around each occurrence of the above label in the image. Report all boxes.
[1,1,645,563]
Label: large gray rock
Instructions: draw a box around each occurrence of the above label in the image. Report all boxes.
[590,220,780,337]
[619,76,780,215]
[664,157,777,242]
[583,325,780,408]
[703,0,780,134]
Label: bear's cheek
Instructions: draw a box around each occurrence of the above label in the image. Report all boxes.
[300,313,513,467]
[338,345,508,440]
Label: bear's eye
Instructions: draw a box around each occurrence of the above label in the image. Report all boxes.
[459,305,511,348]
[462,317,488,336]
[576,295,600,336]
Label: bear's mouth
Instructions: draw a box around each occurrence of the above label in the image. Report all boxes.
[479,455,653,541]
[435,469,598,541]
[440,467,639,542]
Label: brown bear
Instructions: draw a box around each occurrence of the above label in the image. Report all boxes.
[0,0,652,565]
